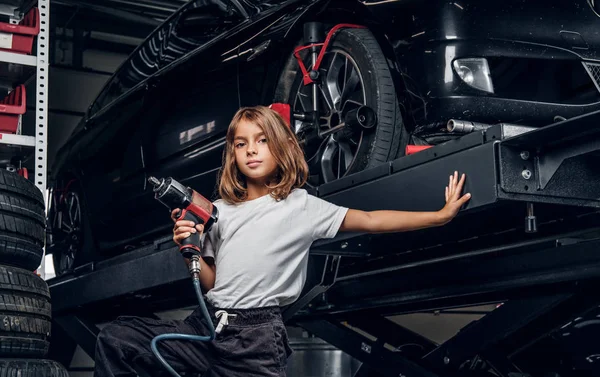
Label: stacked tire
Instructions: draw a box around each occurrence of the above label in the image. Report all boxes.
[0,170,68,376]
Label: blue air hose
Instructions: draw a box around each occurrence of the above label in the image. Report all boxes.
[150,277,216,377]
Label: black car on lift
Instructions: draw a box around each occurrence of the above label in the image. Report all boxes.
[47,0,600,276]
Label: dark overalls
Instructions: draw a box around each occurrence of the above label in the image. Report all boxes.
[93,302,293,377]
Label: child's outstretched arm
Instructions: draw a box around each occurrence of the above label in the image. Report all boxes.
[340,171,471,234]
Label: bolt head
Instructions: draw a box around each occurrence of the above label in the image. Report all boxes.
[520,151,530,160]
[444,356,450,364]
[521,169,532,180]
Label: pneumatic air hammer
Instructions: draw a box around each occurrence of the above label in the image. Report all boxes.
[147,176,219,376]
[148,176,218,262]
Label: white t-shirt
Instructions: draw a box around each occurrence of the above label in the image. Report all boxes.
[200,188,348,309]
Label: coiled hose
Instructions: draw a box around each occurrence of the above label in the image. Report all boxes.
[150,275,215,377]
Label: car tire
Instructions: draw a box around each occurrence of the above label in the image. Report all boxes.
[275,26,408,186]
[0,359,68,376]
[0,169,46,272]
[0,265,51,358]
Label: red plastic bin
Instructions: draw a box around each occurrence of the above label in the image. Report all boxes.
[0,85,26,134]
[0,7,40,55]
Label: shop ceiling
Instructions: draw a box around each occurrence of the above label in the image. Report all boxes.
[52,0,187,38]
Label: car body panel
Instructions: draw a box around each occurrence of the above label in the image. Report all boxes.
[375,0,600,128]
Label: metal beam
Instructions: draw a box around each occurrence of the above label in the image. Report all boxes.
[283,256,341,322]
[47,320,78,369]
[312,112,600,258]
[300,236,600,318]
[54,315,101,359]
[48,238,192,315]
[497,109,600,203]
[343,314,438,358]
[297,319,439,377]
[422,294,572,374]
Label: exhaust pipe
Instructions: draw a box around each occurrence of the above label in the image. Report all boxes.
[447,119,493,133]
[447,119,532,137]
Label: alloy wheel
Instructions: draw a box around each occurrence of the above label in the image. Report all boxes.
[293,49,367,187]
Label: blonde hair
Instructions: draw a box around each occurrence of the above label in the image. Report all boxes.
[218,106,308,204]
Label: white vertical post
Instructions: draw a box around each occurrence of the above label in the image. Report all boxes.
[35,0,50,279]
[35,0,49,197]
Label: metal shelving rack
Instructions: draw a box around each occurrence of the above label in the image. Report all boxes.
[0,0,49,196]
[0,0,50,278]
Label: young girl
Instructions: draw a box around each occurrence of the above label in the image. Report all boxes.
[94,106,470,377]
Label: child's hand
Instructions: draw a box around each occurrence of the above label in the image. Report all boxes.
[173,220,204,246]
[170,209,181,223]
[438,171,471,225]
[171,209,204,246]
